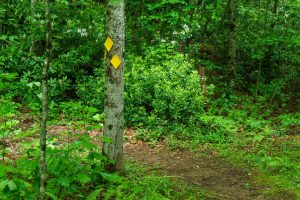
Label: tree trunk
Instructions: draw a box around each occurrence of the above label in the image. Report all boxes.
[273,0,279,14]
[227,0,237,86]
[103,0,125,173]
[40,0,51,199]
[255,0,270,98]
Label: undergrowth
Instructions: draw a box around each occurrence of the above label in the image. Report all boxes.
[0,101,208,199]
[134,95,299,199]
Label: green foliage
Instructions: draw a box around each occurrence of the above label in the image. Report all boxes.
[0,123,209,199]
[126,45,205,126]
[101,163,207,200]
[1,0,299,199]
[0,132,107,199]
[0,96,21,163]
[136,114,237,146]
[76,68,105,111]
[0,73,19,98]
[0,0,105,103]
[220,130,300,198]
[104,176,173,199]
[76,45,207,127]
[56,101,98,123]
[275,113,300,135]
[46,135,107,199]
[210,104,300,198]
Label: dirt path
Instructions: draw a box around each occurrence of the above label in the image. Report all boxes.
[124,131,264,200]
[46,126,267,199]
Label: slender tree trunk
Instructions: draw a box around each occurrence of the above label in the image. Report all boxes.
[103,0,125,173]
[273,0,279,14]
[264,0,270,31]
[269,0,279,76]
[255,61,262,98]
[30,0,37,54]
[40,0,51,199]
[227,0,237,86]
[255,0,270,98]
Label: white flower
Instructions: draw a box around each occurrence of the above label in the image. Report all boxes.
[66,29,72,33]
[161,39,166,43]
[77,28,88,37]
[183,24,190,32]
[171,41,176,44]
[173,31,178,35]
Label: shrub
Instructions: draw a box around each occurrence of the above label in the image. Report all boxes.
[125,45,205,126]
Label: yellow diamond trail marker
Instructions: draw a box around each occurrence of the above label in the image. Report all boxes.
[104,36,114,51]
[111,55,121,69]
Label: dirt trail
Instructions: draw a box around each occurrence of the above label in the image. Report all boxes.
[46,126,268,199]
[124,131,264,200]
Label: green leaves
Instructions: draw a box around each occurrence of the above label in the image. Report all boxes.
[87,188,102,200]
[0,179,17,191]
[0,73,18,81]
[100,172,123,184]
[46,192,60,200]
[77,173,91,184]
[7,180,17,191]
[146,0,185,11]
[126,45,205,126]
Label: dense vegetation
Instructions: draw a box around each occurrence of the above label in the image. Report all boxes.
[0,0,299,199]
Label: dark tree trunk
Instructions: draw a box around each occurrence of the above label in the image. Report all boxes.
[227,0,237,86]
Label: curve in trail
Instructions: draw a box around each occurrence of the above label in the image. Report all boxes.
[124,138,265,200]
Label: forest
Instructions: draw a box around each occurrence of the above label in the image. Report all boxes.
[0,0,299,199]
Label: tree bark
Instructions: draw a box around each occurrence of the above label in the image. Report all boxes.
[103,0,125,173]
[227,0,237,85]
[40,0,51,199]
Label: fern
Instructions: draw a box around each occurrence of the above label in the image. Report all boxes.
[87,188,102,200]
[46,192,59,200]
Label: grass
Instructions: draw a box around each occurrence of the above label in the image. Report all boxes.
[158,108,300,199]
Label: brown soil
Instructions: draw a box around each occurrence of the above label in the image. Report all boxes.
[124,130,265,200]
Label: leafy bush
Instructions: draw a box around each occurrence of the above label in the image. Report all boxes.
[57,101,98,123]
[76,68,105,111]
[136,114,238,145]
[126,45,205,126]
[0,134,108,199]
